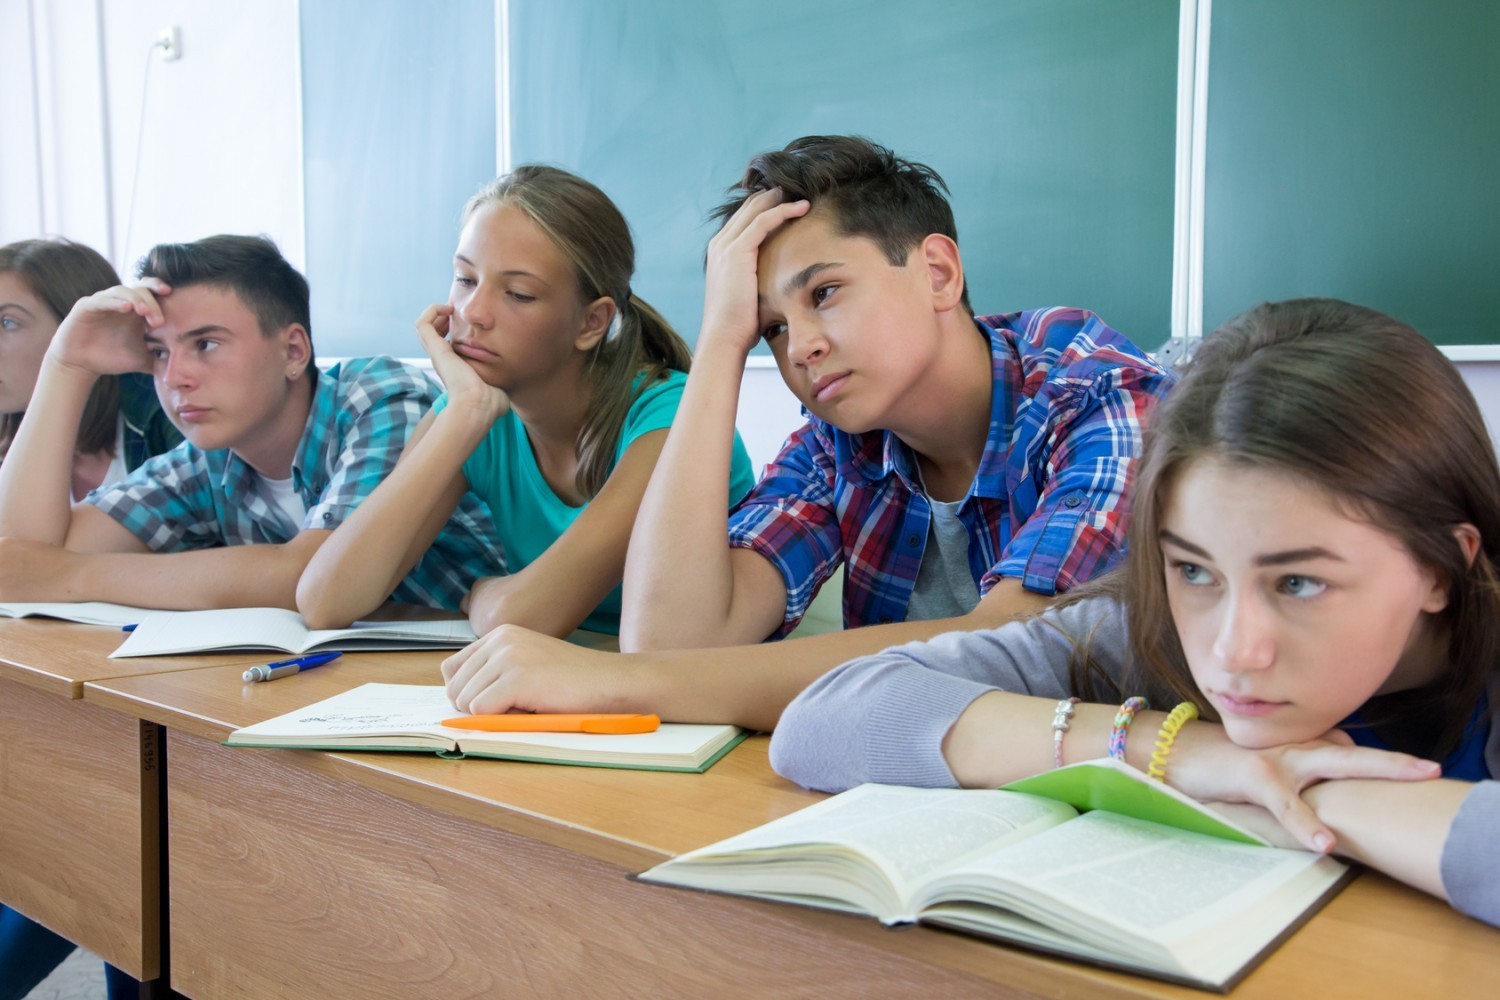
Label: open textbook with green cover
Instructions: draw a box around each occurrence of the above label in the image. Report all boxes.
[225,683,745,773]
[0,601,150,627]
[111,607,476,657]
[638,758,1350,991]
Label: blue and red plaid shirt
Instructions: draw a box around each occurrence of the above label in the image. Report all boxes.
[727,309,1175,637]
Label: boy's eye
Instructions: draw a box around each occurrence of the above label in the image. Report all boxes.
[0,315,19,331]
[453,274,476,288]
[1278,575,1327,599]
[761,322,787,342]
[811,284,836,306]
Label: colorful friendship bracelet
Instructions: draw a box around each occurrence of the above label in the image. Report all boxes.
[1146,702,1199,781]
[1107,696,1148,761]
[1051,696,1081,769]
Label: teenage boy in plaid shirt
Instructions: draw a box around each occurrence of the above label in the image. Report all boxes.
[441,136,1176,730]
[0,234,500,611]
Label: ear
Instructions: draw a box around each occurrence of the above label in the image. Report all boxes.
[574,296,616,353]
[919,234,965,313]
[280,323,312,380]
[1421,523,1483,613]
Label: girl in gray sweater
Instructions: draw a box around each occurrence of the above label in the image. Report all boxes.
[771,299,1500,928]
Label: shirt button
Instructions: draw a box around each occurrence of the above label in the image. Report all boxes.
[1062,495,1083,508]
[906,534,920,546]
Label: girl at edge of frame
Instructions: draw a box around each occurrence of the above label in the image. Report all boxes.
[0,237,181,1000]
[769,297,1500,927]
[296,165,755,637]
[0,238,180,496]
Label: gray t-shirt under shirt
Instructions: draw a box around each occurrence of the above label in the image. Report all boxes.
[904,495,981,622]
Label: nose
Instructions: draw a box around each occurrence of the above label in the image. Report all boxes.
[160,350,196,391]
[1211,589,1277,674]
[786,317,829,368]
[457,284,492,331]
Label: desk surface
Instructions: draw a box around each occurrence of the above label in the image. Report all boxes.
[0,618,254,698]
[84,652,1500,998]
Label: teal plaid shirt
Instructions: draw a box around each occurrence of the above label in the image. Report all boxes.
[87,357,503,610]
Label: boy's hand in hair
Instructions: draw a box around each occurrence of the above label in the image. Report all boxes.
[415,303,510,423]
[47,279,167,380]
[699,187,810,360]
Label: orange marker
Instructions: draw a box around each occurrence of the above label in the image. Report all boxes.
[440,713,660,735]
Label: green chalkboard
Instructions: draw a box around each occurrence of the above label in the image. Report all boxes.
[509,0,1178,352]
[1203,1,1500,347]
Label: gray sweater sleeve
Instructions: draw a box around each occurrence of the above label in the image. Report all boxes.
[1440,781,1500,927]
[769,598,1138,793]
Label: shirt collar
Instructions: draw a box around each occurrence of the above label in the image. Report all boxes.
[833,318,1013,500]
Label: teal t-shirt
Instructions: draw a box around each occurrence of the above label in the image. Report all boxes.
[432,369,756,634]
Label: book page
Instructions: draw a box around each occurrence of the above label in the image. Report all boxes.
[112,607,314,657]
[928,810,1332,939]
[229,684,461,740]
[311,618,476,644]
[674,785,1077,894]
[0,601,158,627]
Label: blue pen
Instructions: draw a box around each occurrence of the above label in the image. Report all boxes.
[121,624,137,632]
[242,651,343,684]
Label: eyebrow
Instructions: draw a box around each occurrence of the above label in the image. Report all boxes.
[143,324,232,345]
[774,262,842,301]
[0,302,36,317]
[1158,530,1346,567]
[453,254,550,288]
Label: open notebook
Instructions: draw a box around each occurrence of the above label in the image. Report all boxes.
[225,683,745,773]
[638,759,1350,991]
[111,607,477,657]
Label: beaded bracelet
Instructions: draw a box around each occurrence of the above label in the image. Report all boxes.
[1146,702,1199,781]
[1051,696,1081,769]
[1107,696,1148,761]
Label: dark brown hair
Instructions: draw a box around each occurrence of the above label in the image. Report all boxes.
[464,166,693,499]
[712,135,971,311]
[1110,298,1500,757]
[137,234,315,367]
[0,238,123,457]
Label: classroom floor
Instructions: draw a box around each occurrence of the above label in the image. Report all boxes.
[21,946,104,1000]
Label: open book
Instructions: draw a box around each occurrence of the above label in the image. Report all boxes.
[111,607,477,658]
[0,601,153,628]
[638,758,1350,991]
[225,683,745,773]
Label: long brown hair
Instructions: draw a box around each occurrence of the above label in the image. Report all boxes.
[1112,299,1500,757]
[0,238,123,458]
[462,166,692,499]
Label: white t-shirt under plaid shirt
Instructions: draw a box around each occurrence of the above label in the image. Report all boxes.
[85,356,504,611]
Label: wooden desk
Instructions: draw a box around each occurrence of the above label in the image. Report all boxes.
[0,620,253,982]
[84,656,1500,999]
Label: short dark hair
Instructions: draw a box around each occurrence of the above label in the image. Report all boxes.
[137,235,313,363]
[712,135,969,309]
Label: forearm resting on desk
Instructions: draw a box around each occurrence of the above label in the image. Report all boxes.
[0,532,330,610]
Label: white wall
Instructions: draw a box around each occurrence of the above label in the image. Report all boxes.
[1,1,303,275]
[98,0,303,275]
